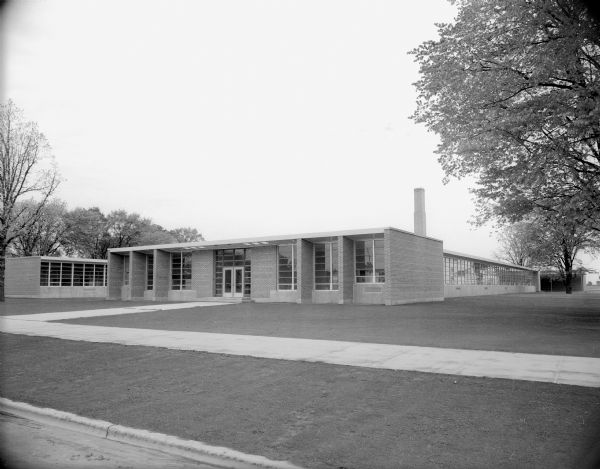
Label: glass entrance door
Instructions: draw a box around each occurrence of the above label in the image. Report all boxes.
[223,267,244,298]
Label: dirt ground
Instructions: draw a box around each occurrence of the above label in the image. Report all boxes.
[53,293,600,357]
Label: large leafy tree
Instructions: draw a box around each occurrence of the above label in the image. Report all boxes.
[62,207,112,259]
[496,212,599,292]
[411,0,600,231]
[0,100,59,300]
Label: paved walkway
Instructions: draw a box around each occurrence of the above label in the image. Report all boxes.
[2,303,599,388]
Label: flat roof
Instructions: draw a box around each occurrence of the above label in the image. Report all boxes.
[109,226,442,254]
[6,256,107,263]
[443,250,538,271]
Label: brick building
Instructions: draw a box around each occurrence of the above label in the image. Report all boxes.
[107,189,539,304]
[4,256,107,298]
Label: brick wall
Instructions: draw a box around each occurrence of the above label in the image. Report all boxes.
[130,252,146,299]
[192,250,214,297]
[107,253,123,299]
[154,249,170,299]
[298,239,313,303]
[250,246,277,299]
[5,257,41,298]
[384,228,444,305]
[339,236,354,303]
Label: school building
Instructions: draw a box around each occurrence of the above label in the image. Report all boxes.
[105,189,539,304]
[4,189,539,302]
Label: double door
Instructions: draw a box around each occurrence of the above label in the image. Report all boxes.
[223,267,244,298]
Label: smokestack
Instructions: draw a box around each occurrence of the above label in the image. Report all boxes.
[414,188,426,236]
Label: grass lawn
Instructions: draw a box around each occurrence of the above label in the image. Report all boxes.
[0,298,172,316]
[57,293,600,357]
[1,333,599,469]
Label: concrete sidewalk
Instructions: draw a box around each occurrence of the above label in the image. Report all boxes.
[2,304,599,388]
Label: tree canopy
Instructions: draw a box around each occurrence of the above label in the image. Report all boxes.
[495,210,598,292]
[0,100,60,300]
[411,0,600,231]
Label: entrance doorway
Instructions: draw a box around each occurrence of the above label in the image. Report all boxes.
[223,267,244,298]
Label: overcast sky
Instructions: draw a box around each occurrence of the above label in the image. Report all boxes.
[3,0,598,277]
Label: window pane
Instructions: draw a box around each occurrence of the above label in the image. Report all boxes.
[73,264,84,286]
[50,263,60,286]
[61,263,72,286]
[84,264,95,286]
[278,244,296,290]
[40,262,49,286]
[355,240,373,282]
[94,264,104,286]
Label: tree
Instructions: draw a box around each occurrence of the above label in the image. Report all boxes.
[10,198,67,256]
[138,224,177,245]
[106,210,153,249]
[62,207,111,259]
[0,100,59,300]
[494,221,542,267]
[411,0,600,232]
[496,212,599,292]
[169,227,204,243]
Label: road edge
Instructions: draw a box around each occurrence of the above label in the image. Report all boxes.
[0,397,303,469]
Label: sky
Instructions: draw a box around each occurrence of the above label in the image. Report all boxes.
[2,0,598,278]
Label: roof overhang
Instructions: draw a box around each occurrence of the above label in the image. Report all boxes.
[108,227,390,254]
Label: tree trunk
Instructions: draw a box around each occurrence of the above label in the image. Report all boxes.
[0,246,5,302]
[563,247,573,295]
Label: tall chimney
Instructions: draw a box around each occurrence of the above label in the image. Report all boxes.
[414,187,426,236]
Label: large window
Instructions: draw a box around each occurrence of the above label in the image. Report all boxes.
[40,261,107,287]
[314,242,338,290]
[355,239,385,283]
[278,244,297,290]
[443,255,534,286]
[146,254,154,290]
[171,252,192,290]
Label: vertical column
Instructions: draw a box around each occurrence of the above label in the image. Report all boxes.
[338,236,354,304]
[154,249,170,300]
[130,252,146,299]
[107,252,123,300]
[384,229,393,305]
[297,239,313,303]
[192,250,214,298]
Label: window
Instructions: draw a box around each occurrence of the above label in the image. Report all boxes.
[355,239,385,283]
[314,242,338,290]
[146,254,154,290]
[61,263,72,286]
[443,254,534,286]
[85,263,95,286]
[40,262,49,286]
[171,252,192,290]
[39,261,106,287]
[94,264,104,286]
[49,262,61,286]
[73,263,84,286]
[278,244,297,290]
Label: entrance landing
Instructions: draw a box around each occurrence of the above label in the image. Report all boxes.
[2,303,599,388]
